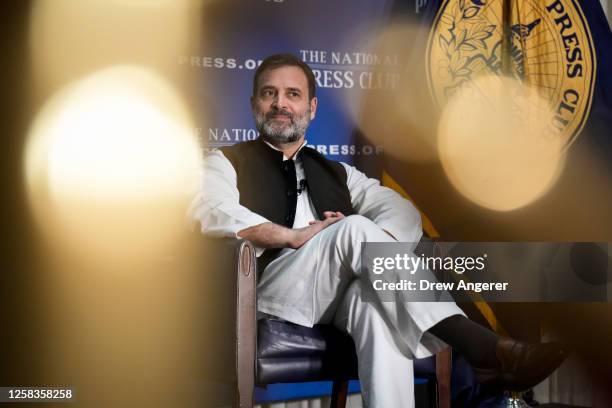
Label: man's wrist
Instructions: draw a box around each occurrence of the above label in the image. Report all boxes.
[285,228,302,249]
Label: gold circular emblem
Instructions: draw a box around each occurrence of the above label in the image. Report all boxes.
[427,0,596,147]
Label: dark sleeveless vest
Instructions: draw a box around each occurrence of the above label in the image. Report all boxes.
[220,138,356,268]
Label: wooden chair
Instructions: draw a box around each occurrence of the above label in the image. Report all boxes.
[197,237,452,408]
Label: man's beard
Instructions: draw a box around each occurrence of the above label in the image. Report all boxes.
[253,107,311,145]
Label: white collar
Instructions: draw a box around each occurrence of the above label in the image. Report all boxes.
[262,139,308,161]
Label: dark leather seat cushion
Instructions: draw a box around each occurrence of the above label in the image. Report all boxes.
[256,318,437,384]
[257,319,358,383]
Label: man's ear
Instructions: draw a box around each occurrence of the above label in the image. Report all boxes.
[309,96,318,120]
[250,95,255,110]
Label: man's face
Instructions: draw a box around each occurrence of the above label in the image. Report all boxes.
[252,65,317,145]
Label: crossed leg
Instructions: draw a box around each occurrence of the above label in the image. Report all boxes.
[258,215,465,407]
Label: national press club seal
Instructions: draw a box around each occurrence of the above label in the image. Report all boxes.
[426,0,596,147]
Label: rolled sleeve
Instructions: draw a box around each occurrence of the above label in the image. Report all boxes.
[187,149,270,256]
[341,162,422,245]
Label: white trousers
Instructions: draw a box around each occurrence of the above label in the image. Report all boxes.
[258,215,464,407]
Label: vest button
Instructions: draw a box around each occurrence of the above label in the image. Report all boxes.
[286,190,293,197]
[285,215,291,223]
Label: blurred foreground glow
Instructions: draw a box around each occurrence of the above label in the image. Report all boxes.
[349,23,441,163]
[29,0,197,93]
[438,75,566,211]
[25,65,201,258]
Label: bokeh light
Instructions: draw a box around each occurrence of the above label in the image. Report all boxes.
[25,65,201,259]
[438,75,566,211]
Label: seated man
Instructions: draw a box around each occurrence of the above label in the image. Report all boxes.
[189,53,566,407]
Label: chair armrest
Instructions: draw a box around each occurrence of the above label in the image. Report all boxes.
[190,236,257,407]
[233,240,257,408]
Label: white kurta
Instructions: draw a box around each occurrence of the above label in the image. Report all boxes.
[188,142,464,407]
[188,140,423,253]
